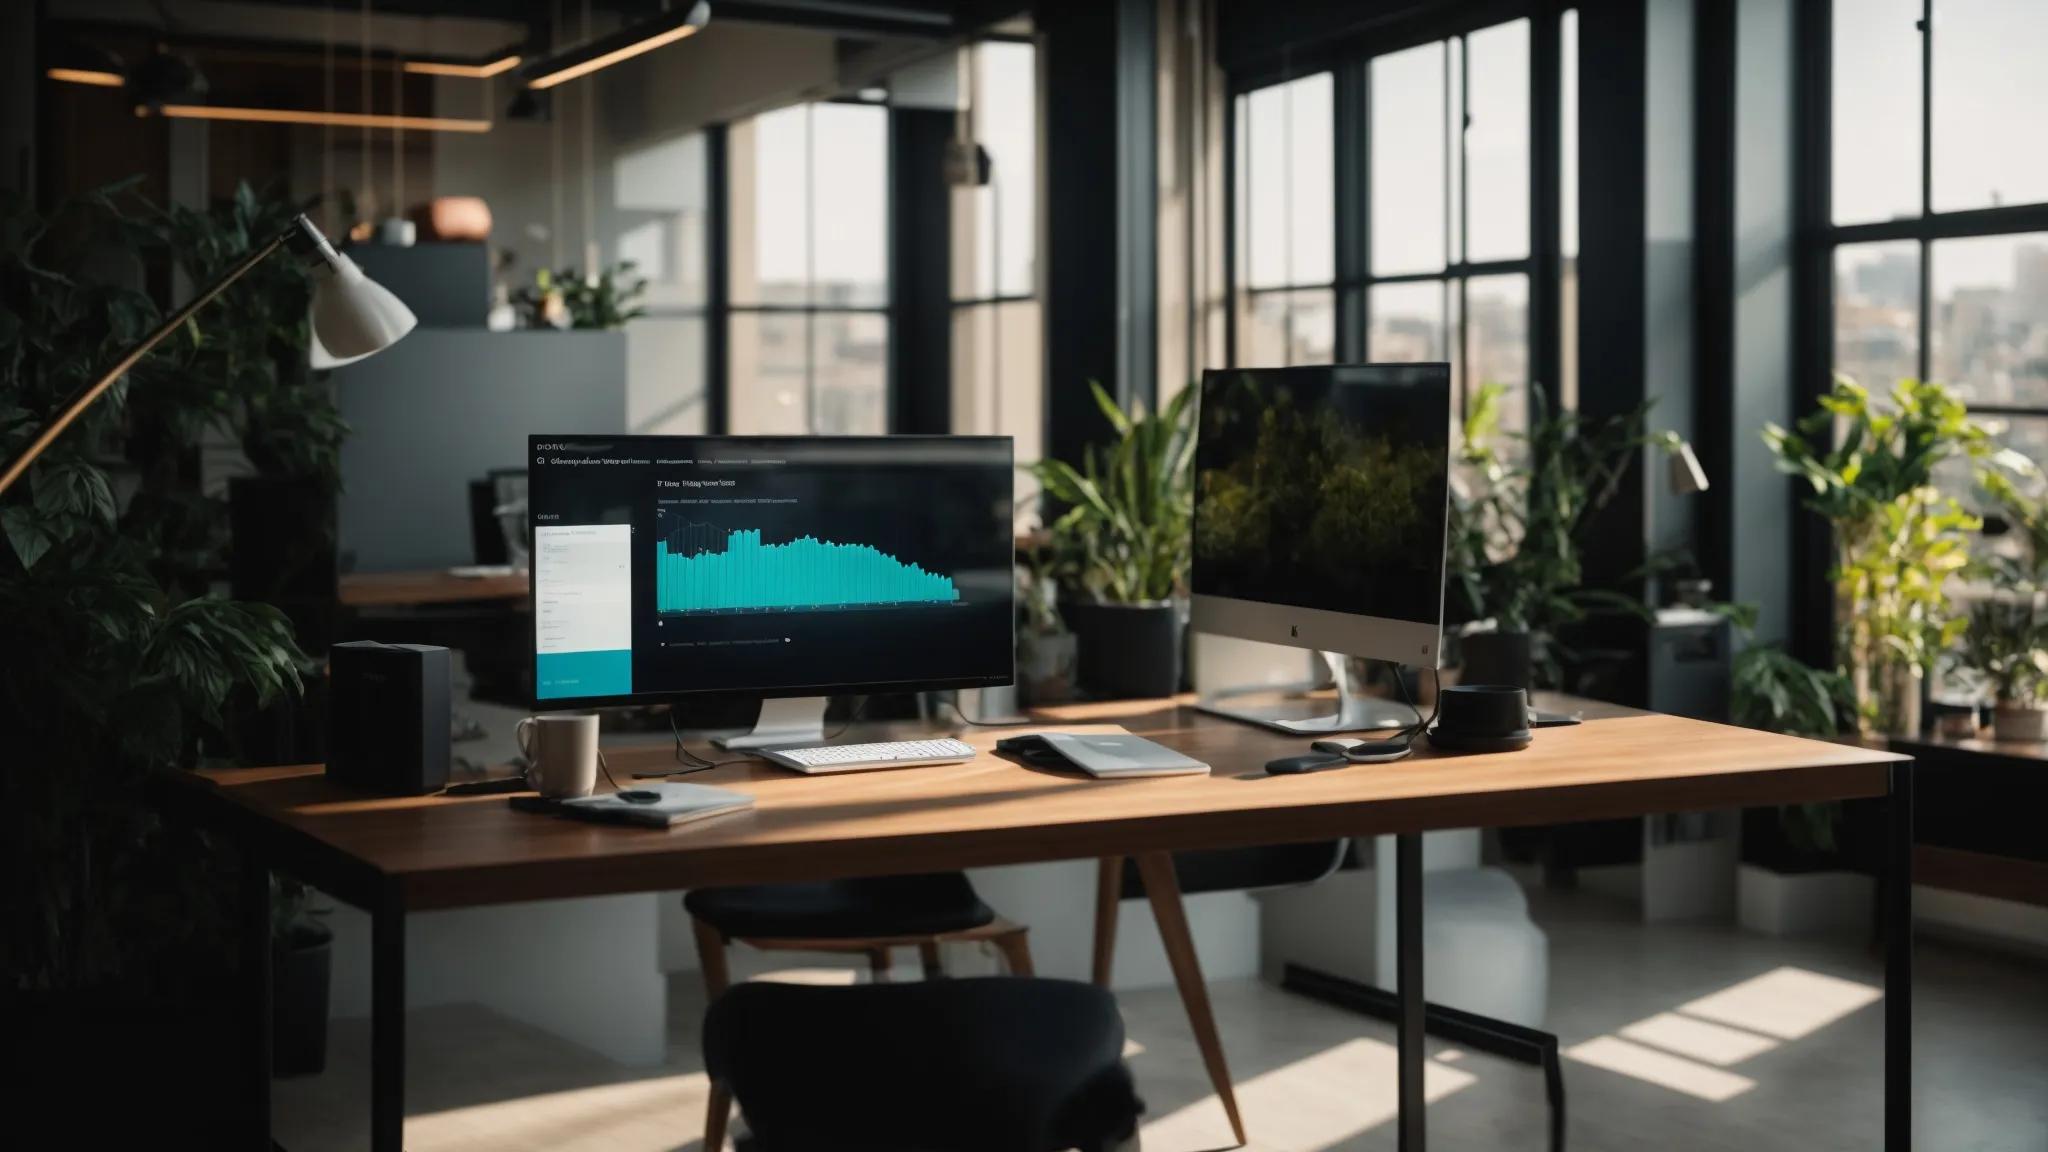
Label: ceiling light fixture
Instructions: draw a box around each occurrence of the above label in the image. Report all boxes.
[516,0,709,90]
[47,67,125,88]
[403,54,522,78]
[139,104,492,133]
[45,40,126,88]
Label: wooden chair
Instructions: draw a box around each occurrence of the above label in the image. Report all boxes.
[687,872,1034,1150]
[1093,844,1350,1149]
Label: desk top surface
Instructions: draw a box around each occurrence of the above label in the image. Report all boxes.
[338,569,530,608]
[161,695,1905,911]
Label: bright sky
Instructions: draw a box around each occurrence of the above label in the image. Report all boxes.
[1835,0,2048,291]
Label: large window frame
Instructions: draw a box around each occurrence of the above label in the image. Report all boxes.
[725,99,893,436]
[1795,0,2048,658]
[1224,2,1569,431]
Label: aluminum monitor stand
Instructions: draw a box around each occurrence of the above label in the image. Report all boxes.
[1196,651,1421,735]
[715,696,829,750]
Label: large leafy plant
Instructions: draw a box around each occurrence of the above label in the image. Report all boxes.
[1032,381,1196,604]
[1764,377,1991,731]
[1,185,306,991]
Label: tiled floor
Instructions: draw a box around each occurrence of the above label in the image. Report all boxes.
[272,877,2048,1152]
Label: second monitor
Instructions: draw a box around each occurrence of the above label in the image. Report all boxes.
[1191,363,1453,733]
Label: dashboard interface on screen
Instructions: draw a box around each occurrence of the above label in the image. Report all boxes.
[1192,364,1452,625]
[528,436,1015,705]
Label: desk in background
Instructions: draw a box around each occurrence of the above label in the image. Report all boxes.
[338,569,529,609]
[153,696,1912,1152]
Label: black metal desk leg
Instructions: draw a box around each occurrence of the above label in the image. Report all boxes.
[372,890,407,1152]
[241,846,272,1150]
[1397,832,1425,1152]
[1886,761,1914,1149]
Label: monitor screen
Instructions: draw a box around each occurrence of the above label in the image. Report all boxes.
[528,436,1015,707]
[1192,364,1451,639]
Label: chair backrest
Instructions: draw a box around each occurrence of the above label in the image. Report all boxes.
[1121,840,1351,899]
[467,479,507,565]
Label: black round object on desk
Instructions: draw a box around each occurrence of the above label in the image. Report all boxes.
[1426,684,1533,753]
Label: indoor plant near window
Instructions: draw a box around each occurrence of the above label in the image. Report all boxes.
[1445,383,1673,690]
[1032,381,1194,699]
[1764,376,1992,735]
[1952,596,2048,742]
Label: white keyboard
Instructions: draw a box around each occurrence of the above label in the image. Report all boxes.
[759,737,977,775]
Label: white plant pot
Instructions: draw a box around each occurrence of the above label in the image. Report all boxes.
[1992,702,2048,743]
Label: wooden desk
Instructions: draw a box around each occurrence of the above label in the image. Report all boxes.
[337,568,529,608]
[153,698,1913,1152]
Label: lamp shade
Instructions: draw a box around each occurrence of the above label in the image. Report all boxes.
[310,253,417,363]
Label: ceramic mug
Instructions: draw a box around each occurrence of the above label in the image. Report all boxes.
[517,713,600,798]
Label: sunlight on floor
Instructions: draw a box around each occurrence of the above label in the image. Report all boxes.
[407,1072,714,1152]
[1619,1012,1779,1067]
[1565,1036,1757,1103]
[1565,965,1883,1105]
[1678,966,1883,1041]
[1141,1037,1476,1152]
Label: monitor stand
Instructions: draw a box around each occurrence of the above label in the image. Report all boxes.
[1196,651,1421,735]
[715,696,829,750]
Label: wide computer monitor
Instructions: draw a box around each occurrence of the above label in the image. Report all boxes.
[1190,363,1453,733]
[527,435,1015,743]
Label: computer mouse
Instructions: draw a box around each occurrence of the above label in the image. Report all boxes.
[1265,752,1347,775]
[616,789,664,804]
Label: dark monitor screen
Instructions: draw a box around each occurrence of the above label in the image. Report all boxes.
[528,436,1015,707]
[1192,364,1452,628]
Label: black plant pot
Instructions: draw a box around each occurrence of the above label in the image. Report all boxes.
[272,928,333,1078]
[1060,600,1183,700]
[1459,630,1533,691]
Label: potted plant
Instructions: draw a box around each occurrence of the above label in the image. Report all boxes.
[1952,596,2048,742]
[271,877,334,1076]
[515,261,648,330]
[3,185,308,1020]
[1764,377,1992,734]
[1446,383,1672,690]
[1031,382,1195,699]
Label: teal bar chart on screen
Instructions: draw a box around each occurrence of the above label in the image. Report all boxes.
[656,527,959,614]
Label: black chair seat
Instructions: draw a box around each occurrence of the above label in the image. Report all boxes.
[705,977,1142,1152]
[685,872,996,940]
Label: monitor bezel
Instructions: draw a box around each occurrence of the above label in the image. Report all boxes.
[527,433,1018,711]
[1187,363,1452,671]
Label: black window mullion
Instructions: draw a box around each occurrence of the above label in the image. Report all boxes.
[1916,0,1933,385]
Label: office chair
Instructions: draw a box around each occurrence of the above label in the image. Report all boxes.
[686,872,1035,1150]
[703,977,1143,1152]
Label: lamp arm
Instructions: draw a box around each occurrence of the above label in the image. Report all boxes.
[0,228,292,500]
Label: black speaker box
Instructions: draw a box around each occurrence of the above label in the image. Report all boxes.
[328,641,450,794]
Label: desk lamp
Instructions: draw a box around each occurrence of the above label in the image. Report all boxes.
[0,214,415,497]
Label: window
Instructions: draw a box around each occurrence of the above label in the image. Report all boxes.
[1233,72,1335,368]
[728,102,890,434]
[1367,21,1534,452]
[615,131,710,434]
[952,40,1043,487]
[1227,13,1553,457]
[1821,0,2048,507]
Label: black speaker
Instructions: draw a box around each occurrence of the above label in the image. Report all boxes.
[327,642,451,794]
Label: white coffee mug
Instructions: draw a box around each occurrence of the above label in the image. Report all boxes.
[517,713,601,798]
